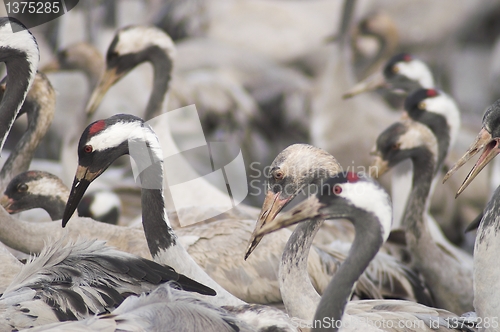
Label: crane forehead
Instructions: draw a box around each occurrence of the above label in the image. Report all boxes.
[88,120,107,136]
[85,121,161,158]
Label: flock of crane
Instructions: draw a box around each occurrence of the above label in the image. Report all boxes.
[0,2,499,332]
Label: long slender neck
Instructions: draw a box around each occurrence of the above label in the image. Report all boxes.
[0,57,35,152]
[131,126,244,306]
[313,212,382,332]
[403,151,434,242]
[137,161,177,257]
[404,150,474,314]
[144,48,172,120]
[0,205,58,253]
[414,112,450,176]
[279,218,323,320]
[359,29,397,78]
[0,89,55,190]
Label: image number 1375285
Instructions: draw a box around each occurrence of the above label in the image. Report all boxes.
[3,0,79,31]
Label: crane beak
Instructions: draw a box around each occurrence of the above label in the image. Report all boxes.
[342,71,388,99]
[244,190,292,260]
[40,59,60,73]
[369,155,389,178]
[86,67,122,118]
[62,165,102,227]
[0,194,14,213]
[444,128,499,197]
[254,196,324,238]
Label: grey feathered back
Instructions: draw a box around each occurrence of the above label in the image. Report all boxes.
[27,283,256,332]
[0,237,215,330]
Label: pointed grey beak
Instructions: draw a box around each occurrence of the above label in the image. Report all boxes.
[62,165,102,227]
[254,196,324,238]
[444,128,499,197]
[245,190,293,260]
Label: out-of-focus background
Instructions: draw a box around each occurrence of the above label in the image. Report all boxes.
[2,0,500,247]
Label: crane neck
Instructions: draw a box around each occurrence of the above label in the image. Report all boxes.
[44,197,66,220]
[130,123,245,306]
[357,26,398,78]
[279,218,323,320]
[143,46,173,120]
[403,148,435,243]
[128,129,176,257]
[411,112,450,174]
[0,75,55,190]
[0,55,36,152]
[313,211,383,332]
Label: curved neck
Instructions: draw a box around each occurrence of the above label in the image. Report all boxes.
[358,29,397,78]
[404,149,474,314]
[129,130,176,256]
[279,218,323,320]
[130,125,244,306]
[44,197,66,220]
[144,48,172,120]
[0,89,55,190]
[0,205,56,253]
[403,150,435,241]
[413,112,450,175]
[0,57,35,152]
[313,213,383,332]
[33,186,69,220]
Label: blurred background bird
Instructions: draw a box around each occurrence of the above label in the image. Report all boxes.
[1,0,500,329]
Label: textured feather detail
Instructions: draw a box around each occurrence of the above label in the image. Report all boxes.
[223,303,302,332]
[0,238,215,330]
[28,284,254,332]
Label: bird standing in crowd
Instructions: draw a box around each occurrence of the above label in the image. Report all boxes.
[252,172,467,332]
[0,0,498,330]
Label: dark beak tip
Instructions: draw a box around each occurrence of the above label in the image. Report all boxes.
[244,240,258,260]
[244,248,252,261]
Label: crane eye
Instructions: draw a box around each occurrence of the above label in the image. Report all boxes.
[418,101,426,110]
[392,65,399,74]
[84,145,93,153]
[391,143,401,151]
[333,185,342,195]
[273,170,284,180]
[17,184,28,192]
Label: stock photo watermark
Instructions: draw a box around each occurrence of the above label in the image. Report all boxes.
[126,105,381,228]
[291,315,488,330]
[2,0,79,31]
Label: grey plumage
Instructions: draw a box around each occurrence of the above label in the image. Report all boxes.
[247,143,431,308]
[253,173,471,332]
[373,120,474,314]
[26,284,255,332]
[0,238,215,330]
